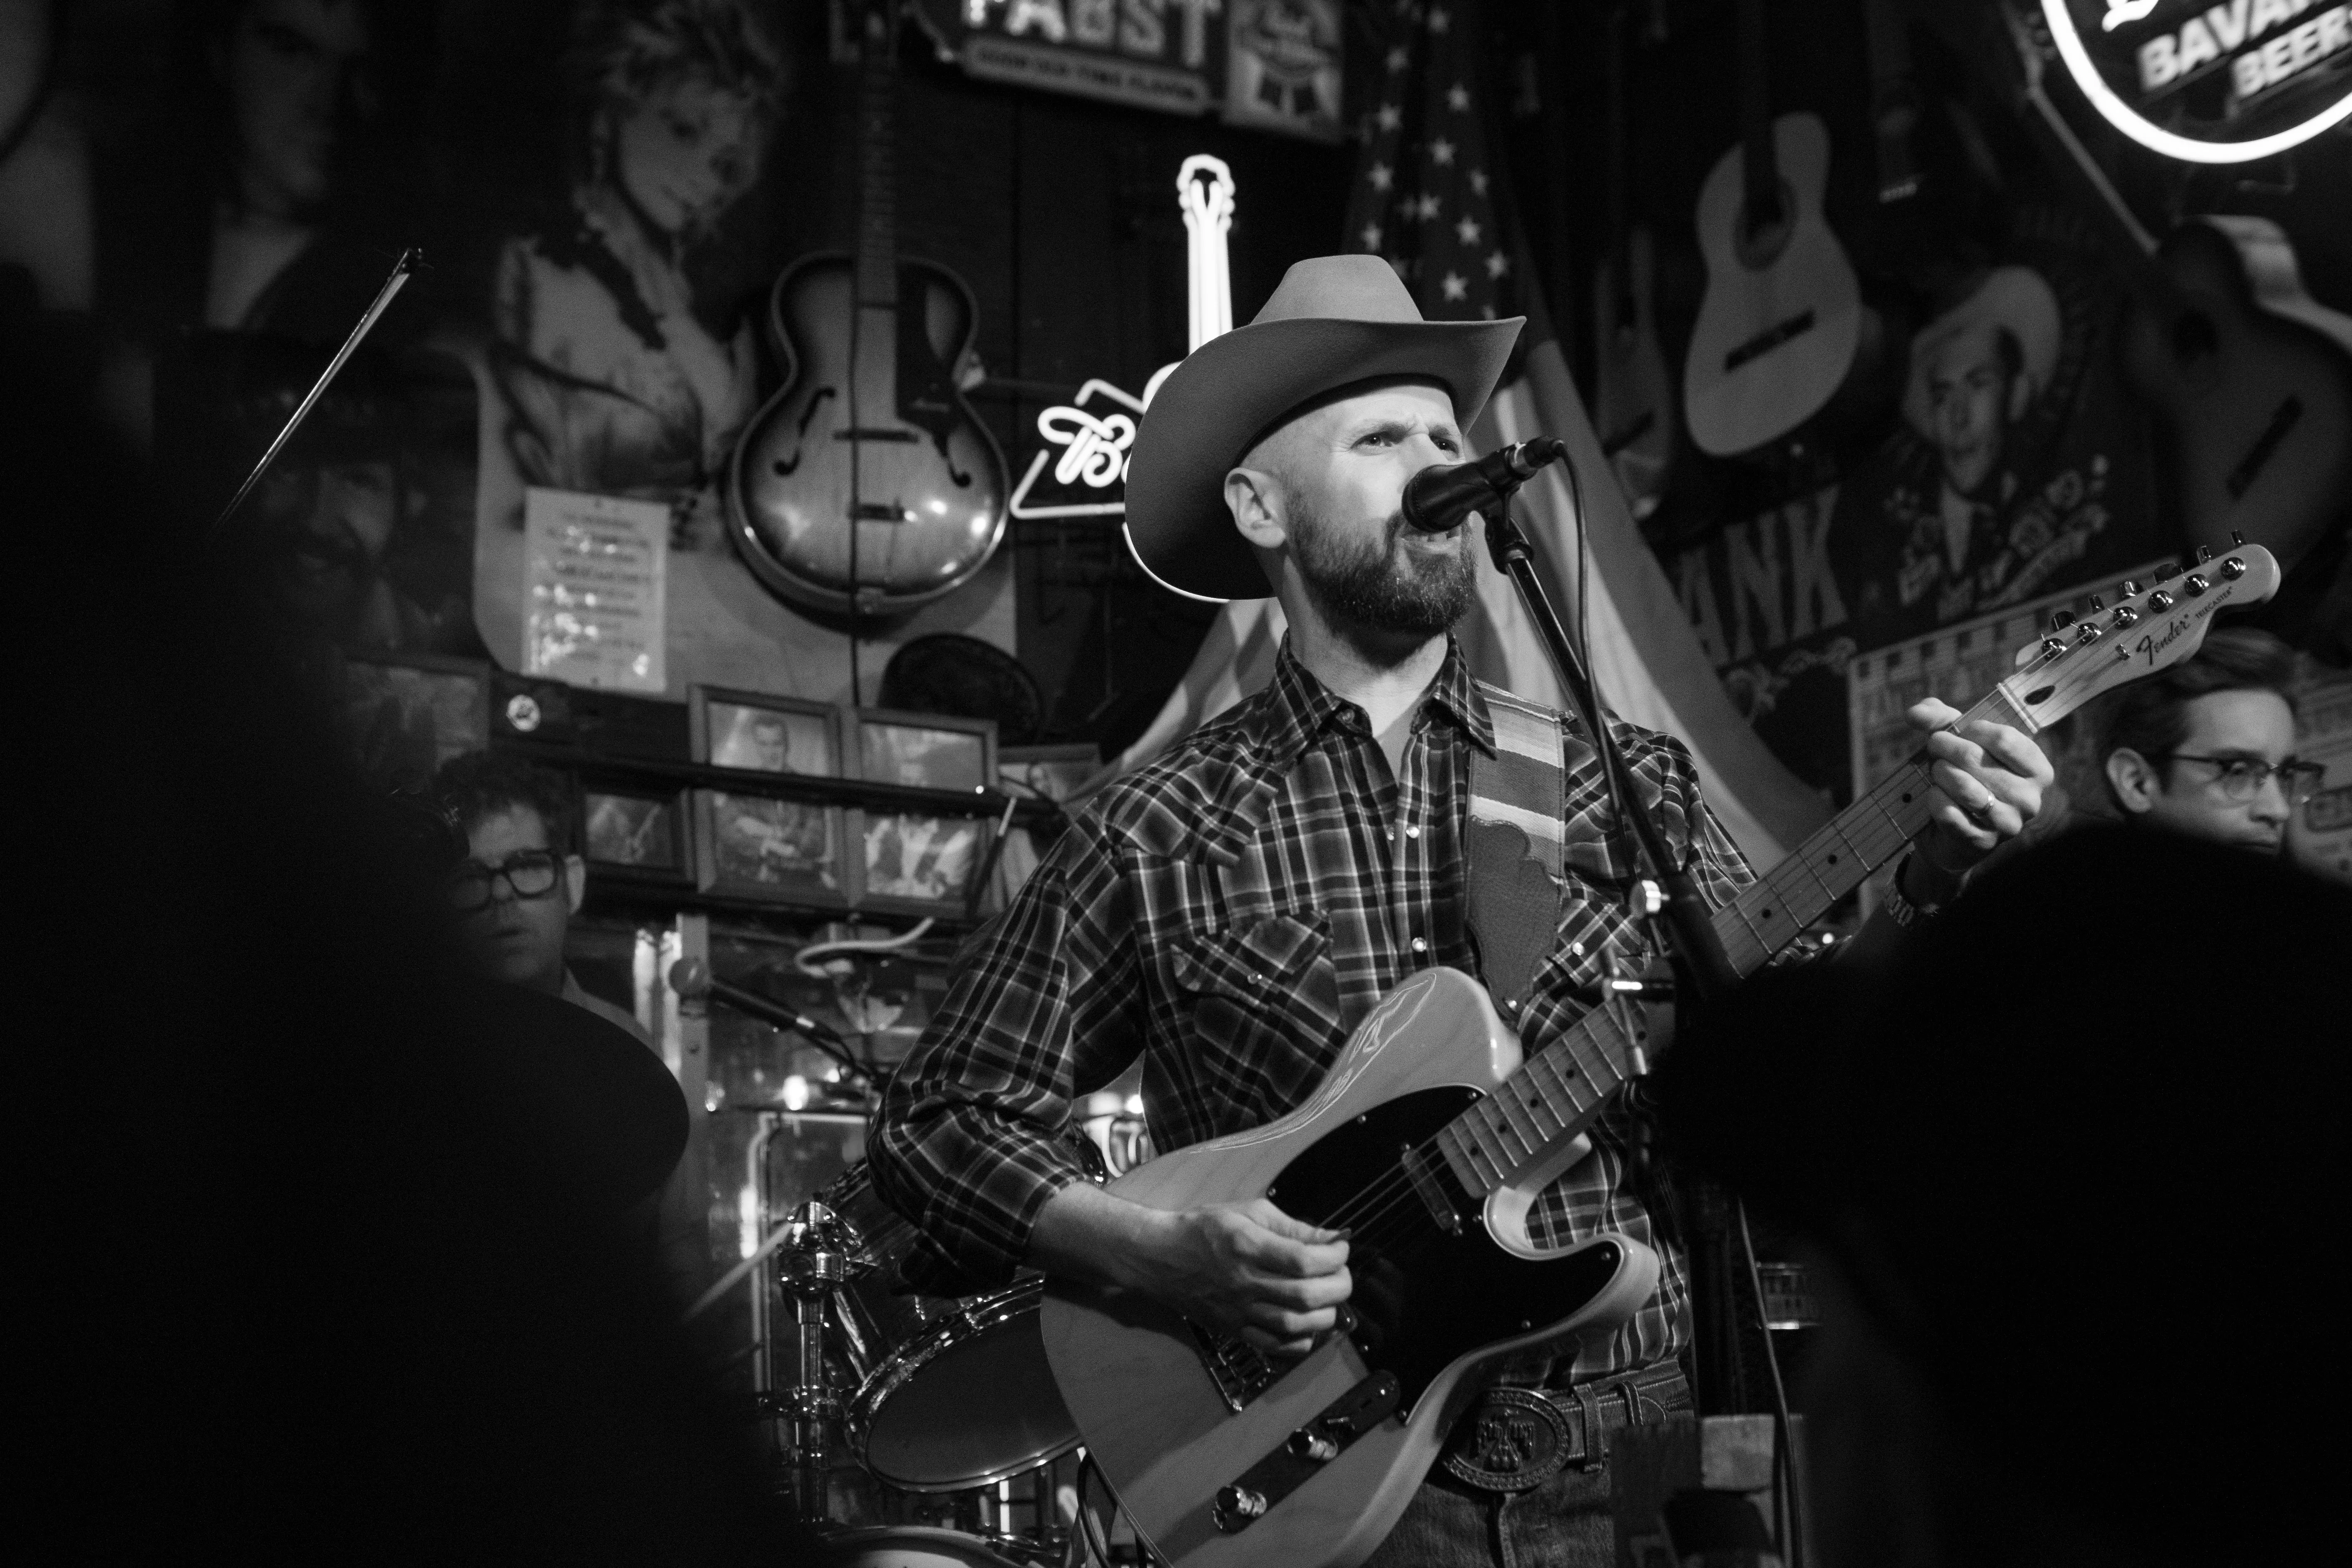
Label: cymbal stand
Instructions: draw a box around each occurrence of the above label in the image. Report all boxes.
[775,1199,868,1523]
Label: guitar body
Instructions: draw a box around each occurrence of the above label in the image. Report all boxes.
[1592,226,1676,518]
[2118,217,2352,574]
[1040,970,1659,1568]
[728,254,1008,616]
[1683,112,1864,457]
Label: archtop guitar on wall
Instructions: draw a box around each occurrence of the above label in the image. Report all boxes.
[728,0,1007,617]
[1040,548,2281,1568]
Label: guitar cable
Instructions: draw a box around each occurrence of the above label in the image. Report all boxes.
[1736,1200,1806,1568]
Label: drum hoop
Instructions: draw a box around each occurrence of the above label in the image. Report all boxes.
[844,1276,1075,1491]
[819,1525,1028,1568]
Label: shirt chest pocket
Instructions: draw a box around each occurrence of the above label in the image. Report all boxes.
[1170,911,1345,1104]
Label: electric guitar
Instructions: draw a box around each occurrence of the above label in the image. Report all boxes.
[1681,0,1866,457]
[1040,549,2281,1568]
[727,0,1008,616]
[1590,3,1675,518]
[1998,2,2352,575]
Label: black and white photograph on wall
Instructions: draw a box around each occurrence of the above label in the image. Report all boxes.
[582,783,692,888]
[854,810,987,916]
[854,709,996,794]
[697,789,844,906]
[340,652,489,792]
[693,687,839,776]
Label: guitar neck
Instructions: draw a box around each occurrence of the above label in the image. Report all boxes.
[1734,0,1780,220]
[855,6,898,309]
[1433,681,2035,1198]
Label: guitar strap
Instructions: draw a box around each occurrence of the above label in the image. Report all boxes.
[1466,682,1569,1015]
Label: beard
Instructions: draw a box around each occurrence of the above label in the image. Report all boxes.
[1288,489,1476,641]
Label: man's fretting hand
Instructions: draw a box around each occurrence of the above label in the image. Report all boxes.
[1904,697,2053,899]
[1032,1185,1352,1356]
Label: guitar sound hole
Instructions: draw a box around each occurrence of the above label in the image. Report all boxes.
[2171,310,2219,361]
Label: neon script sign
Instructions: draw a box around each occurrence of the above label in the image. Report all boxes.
[2047,0,2352,161]
[1009,155,1235,520]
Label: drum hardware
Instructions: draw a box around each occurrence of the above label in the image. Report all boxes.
[778,1198,874,1522]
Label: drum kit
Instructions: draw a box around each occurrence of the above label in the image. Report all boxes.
[764,1150,1145,1568]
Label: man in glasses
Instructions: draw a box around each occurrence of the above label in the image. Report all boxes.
[431,750,649,1048]
[2099,627,2322,856]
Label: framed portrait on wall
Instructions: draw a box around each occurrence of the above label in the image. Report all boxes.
[339,652,491,793]
[692,687,842,776]
[580,782,694,892]
[852,810,991,918]
[696,789,848,907]
[852,709,997,794]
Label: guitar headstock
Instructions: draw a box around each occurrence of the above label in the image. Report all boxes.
[1996,541,2282,731]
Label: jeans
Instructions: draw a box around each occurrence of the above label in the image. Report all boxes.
[1364,1368,1696,1568]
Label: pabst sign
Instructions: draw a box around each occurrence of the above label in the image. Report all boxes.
[2046,0,2352,160]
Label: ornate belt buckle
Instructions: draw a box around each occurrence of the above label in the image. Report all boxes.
[1440,1387,1574,1492]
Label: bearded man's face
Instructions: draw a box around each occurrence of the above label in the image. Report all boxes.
[1254,380,1478,642]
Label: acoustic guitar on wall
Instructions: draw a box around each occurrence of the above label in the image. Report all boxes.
[1590,2,1675,518]
[1682,0,1867,458]
[1997,1,2352,576]
[728,0,1008,617]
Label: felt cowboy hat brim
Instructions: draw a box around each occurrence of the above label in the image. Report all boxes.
[1124,255,1524,602]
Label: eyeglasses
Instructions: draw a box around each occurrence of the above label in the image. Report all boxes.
[446,849,563,911]
[2161,753,2327,805]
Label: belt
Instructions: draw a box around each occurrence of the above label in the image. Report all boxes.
[1439,1360,1691,1492]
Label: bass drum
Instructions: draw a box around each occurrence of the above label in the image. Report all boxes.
[825,1528,1025,1568]
[819,1164,1080,1492]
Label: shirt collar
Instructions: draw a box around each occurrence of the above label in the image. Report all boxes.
[1251,634,1496,767]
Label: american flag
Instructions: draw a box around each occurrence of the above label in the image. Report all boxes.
[1344,0,1518,324]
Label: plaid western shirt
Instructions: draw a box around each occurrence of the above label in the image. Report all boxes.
[869,637,1754,1380]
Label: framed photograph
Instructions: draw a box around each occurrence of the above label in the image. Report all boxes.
[580,783,693,891]
[852,810,992,917]
[696,790,849,907]
[339,652,490,793]
[692,687,841,776]
[852,708,997,794]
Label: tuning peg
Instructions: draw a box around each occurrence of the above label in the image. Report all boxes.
[2197,544,2213,563]
[2120,579,2141,597]
[2050,609,2076,630]
[2088,595,2105,612]
[2148,589,2176,611]
[2184,573,2210,596]
[2040,637,2067,658]
[2221,554,2246,580]
[2153,561,2177,582]
[2231,530,2245,546]
[2111,604,2140,627]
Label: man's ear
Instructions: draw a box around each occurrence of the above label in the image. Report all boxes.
[2105,748,2161,815]
[1224,466,1289,551]
[564,853,587,914]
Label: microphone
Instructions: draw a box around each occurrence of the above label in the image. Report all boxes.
[1400,437,1570,534]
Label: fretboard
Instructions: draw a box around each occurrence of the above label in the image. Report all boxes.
[1433,682,2033,1200]
[854,13,898,309]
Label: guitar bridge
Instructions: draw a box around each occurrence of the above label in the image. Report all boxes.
[1189,1322,1277,1413]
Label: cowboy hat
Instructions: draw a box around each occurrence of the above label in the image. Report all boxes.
[1123,254,1524,602]
[1901,264,2062,440]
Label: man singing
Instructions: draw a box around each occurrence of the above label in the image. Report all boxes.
[869,257,2050,1564]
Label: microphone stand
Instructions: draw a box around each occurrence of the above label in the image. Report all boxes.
[1481,460,1760,1421]
[208,247,421,543]
[1480,473,1737,1003]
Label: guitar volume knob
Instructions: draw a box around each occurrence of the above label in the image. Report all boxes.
[1287,1430,1340,1462]
[1214,1486,1270,1532]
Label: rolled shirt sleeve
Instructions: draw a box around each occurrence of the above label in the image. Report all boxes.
[867,815,1146,1292]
